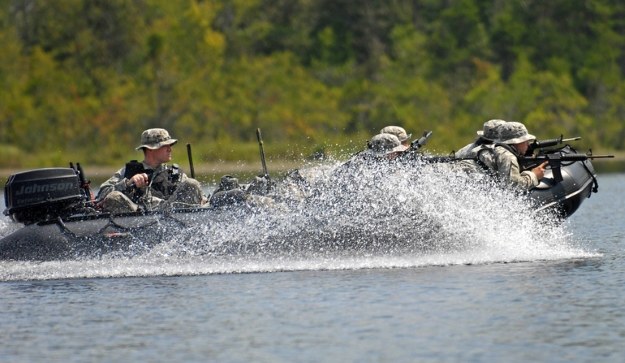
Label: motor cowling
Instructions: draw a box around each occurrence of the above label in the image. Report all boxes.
[3,168,86,224]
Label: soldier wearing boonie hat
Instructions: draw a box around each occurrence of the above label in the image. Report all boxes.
[332,132,406,178]
[136,128,178,150]
[96,128,206,213]
[498,121,536,144]
[475,121,547,190]
[367,133,405,157]
[477,119,507,142]
[380,125,412,151]
[455,119,507,158]
[208,175,247,208]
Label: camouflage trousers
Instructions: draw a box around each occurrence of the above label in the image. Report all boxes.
[100,179,205,214]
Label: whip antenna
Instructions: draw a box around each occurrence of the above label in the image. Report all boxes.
[186,143,195,178]
[256,128,269,178]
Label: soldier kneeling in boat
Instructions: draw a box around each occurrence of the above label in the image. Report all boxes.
[472,121,548,191]
[334,133,405,176]
[209,174,277,209]
[97,128,206,214]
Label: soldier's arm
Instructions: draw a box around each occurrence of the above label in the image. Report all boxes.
[96,167,130,200]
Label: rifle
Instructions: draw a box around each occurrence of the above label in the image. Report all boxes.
[394,130,433,161]
[124,160,153,180]
[410,130,433,151]
[420,155,474,164]
[526,135,581,156]
[519,151,614,182]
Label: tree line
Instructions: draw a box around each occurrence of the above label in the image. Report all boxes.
[1,0,624,168]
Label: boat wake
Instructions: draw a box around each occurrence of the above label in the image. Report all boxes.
[0,159,598,281]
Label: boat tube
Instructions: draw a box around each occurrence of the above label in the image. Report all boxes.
[528,145,599,217]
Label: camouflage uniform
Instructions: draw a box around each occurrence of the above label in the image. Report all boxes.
[380,125,411,151]
[333,133,404,179]
[97,163,204,213]
[208,175,247,208]
[455,119,506,158]
[368,133,404,155]
[97,128,205,213]
[475,121,539,190]
[349,133,402,164]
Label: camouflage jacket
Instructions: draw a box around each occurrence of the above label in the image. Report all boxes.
[97,161,189,202]
[476,144,539,190]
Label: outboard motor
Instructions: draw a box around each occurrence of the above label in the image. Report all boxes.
[3,168,86,225]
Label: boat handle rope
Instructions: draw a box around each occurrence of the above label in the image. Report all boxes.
[581,161,599,194]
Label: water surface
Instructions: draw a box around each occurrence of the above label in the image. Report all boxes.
[0,167,623,362]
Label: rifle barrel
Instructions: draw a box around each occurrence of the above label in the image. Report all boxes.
[531,136,581,148]
[588,154,615,158]
[561,136,582,142]
[521,153,614,163]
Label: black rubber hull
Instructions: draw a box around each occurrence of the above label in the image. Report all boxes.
[0,158,599,261]
[0,208,230,261]
[529,158,596,218]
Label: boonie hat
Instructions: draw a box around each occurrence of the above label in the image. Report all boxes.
[136,128,178,150]
[367,133,404,155]
[380,126,412,142]
[476,119,507,142]
[499,121,536,144]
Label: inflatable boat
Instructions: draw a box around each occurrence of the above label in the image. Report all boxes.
[0,144,608,261]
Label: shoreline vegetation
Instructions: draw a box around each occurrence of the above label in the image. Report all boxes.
[3,2,625,167]
[0,160,311,186]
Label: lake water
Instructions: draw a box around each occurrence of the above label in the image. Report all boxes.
[0,165,624,362]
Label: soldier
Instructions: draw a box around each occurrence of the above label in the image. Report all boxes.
[477,121,547,190]
[367,133,405,158]
[208,175,247,208]
[380,125,412,151]
[97,128,206,213]
[333,133,405,179]
[455,119,507,158]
